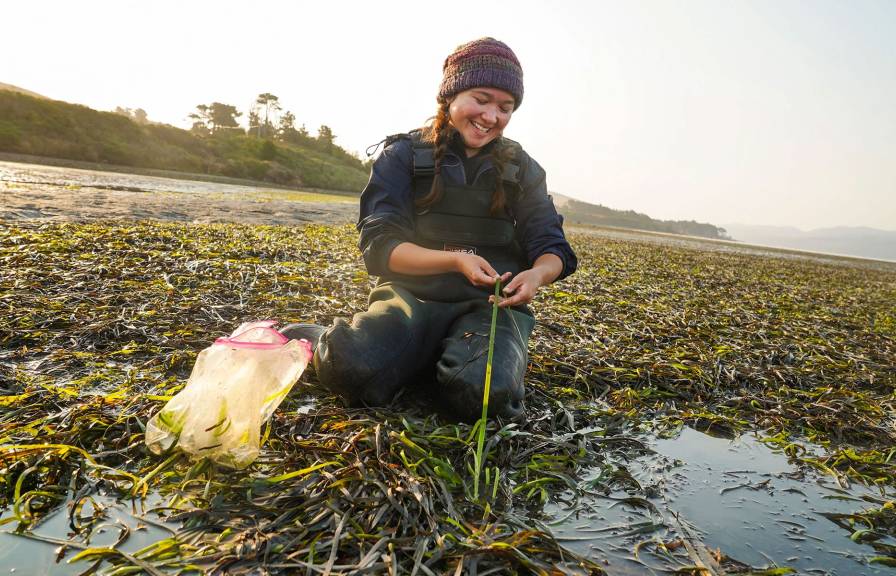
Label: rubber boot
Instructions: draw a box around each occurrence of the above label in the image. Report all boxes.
[279,323,327,352]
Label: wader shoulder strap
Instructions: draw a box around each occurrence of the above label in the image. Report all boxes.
[412,142,436,177]
[497,137,523,186]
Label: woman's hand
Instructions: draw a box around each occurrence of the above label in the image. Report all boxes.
[494,253,564,308]
[494,269,546,307]
[388,243,513,287]
[454,252,512,287]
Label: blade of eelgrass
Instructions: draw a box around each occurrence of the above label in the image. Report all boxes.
[473,279,501,500]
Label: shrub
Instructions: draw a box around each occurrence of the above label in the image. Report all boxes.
[0,121,21,149]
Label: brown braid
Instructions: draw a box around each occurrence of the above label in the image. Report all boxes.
[415,100,452,212]
[415,99,514,216]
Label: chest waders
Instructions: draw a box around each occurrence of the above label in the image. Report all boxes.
[409,140,528,284]
[309,135,536,424]
[415,141,531,489]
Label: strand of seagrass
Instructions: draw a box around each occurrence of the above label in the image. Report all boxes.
[473,279,502,499]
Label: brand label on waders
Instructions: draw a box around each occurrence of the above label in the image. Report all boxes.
[443,244,477,255]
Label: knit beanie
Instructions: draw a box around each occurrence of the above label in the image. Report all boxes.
[438,37,524,109]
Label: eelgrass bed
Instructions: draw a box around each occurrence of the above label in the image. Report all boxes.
[1,221,894,574]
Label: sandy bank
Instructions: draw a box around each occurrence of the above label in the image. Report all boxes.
[0,160,358,226]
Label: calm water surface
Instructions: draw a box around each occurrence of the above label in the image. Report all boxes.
[548,427,896,575]
[0,160,277,197]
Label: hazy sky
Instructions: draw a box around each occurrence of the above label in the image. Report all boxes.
[3,1,894,230]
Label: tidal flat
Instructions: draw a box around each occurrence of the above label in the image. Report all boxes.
[1,165,895,575]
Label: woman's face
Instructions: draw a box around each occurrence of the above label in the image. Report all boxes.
[448,87,515,157]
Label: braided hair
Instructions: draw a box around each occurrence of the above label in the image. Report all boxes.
[415,99,512,216]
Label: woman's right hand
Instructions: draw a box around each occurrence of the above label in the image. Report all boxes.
[453,253,512,288]
[387,243,510,287]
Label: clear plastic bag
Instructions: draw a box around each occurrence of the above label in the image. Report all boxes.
[145,320,313,469]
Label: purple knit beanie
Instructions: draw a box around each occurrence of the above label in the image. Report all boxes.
[438,37,524,110]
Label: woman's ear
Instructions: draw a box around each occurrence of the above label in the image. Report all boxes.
[444,98,456,127]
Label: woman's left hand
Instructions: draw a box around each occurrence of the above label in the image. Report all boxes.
[491,253,564,308]
[495,269,545,308]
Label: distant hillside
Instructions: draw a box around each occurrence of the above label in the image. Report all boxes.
[553,193,730,240]
[724,223,896,262]
[0,89,368,191]
[0,83,47,99]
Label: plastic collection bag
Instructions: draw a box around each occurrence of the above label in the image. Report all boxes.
[145,320,313,469]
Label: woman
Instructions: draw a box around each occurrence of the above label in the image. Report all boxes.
[283,38,577,422]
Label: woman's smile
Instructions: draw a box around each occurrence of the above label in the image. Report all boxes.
[471,120,492,133]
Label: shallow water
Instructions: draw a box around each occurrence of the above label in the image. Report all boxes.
[548,427,896,575]
[0,160,273,197]
[0,160,358,225]
[2,431,893,574]
[0,493,175,574]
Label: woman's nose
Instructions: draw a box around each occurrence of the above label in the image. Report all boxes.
[481,107,497,124]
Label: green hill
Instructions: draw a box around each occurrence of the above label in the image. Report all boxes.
[555,193,730,240]
[0,82,48,99]
[0,90,368,191]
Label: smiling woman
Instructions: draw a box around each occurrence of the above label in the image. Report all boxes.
[282,37,577,423]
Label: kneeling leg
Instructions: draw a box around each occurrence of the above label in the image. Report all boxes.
[434,306,535,422]
[314,284,454,407]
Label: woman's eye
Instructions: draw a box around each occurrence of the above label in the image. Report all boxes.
[475,99,487,105]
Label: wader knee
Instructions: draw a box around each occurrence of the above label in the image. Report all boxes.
[313,317,405,407]
[436,308,534,422]
[311,284,452,409]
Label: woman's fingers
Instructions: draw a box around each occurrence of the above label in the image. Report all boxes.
[473,270,496,286]
[497,271,539,307]
[502,278,521,295]
[456,254,494,286]
[497,284,521,307]
[470,257,510,287]
[479,258,499,279]
[458,255,518,289]
[498,291,525,308]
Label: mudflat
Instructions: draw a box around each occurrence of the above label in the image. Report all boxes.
[0,160,358,226]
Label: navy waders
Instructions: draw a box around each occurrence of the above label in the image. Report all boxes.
[313,282,534,421]
[305,133,551,422]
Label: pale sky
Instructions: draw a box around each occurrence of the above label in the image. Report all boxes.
[3,0,894,231]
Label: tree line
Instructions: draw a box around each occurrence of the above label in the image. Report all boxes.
[186,93,338,153]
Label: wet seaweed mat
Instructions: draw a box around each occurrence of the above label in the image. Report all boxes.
[1,221,894,574]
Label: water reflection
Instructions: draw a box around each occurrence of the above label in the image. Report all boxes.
[0,160,268,197]
[0,493,175,574]
[547,427,896,575]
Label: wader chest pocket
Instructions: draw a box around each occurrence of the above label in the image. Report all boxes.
[416,213,515,248]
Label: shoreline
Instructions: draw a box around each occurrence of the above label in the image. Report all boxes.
[0,160,359,226]
[570,223,896,271]
[2,158,892,272]
[0,151,360,197]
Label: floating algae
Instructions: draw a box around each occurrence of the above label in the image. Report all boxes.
[1,218,894,574]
